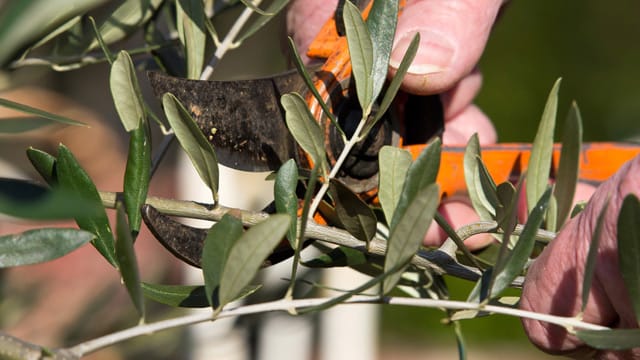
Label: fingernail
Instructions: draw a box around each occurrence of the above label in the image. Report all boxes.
[390,30,455,75]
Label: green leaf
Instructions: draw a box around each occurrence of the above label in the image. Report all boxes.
[383,183,440,294]
[617,194,640,323]
[302,246,368,268]
[0,117,58,133]
[88,16,114,64]
[177,0,206,79]
[115,204,144,319]
[576,329,640,350]
[0,0,106,66]
[330,179,377,244]
[163,93,219,200]
[476,156,499,215]
[491,187,552,298]
[286,37,341,137]
[526,78,561,214]
[370,32,419,125]
[281,93,327,173]
[495,181,517,227]
[366,0,398,101]
[219,215,290,308]
[142,283,209,308]
[237,0,291,43]
[555,101,583,230]
[124,124,151,235]
[0,178,102,220]
[464,134,496,221]
[390,137,441,231]
[582,201,608,312]
[57,144,117,267]
[110,51,145,131]
[274,159,298,248]
[202,214,243,309]
[238,0,275,16]
[142,282,262,308]
[343,0,374,112]
[85,0,163,52]
[26,147,57,184]
[0,228,94,268]
[0,98,87,127]
[378,146,412,224]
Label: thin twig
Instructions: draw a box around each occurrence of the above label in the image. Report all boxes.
[200,0,263,80]
[66,295,609,357]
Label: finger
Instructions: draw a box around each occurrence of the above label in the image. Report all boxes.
[389,0,503,94]
[521,155,640,357]
[286,0,338,63]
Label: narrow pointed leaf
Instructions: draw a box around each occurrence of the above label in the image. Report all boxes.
[110,51,145,131]
[142,283,209,308]
[86,0,164,51]
[330,179,377,243]
[366,0,398,100]
[343,0,374,112]
[286,37,341,136]
[202,214,243,309]
[281,93,327,172]
[390,138,441,231]
[0,98,86,127]
[219,215,289,307]
[26,147,57,185]
[115,205,144,319]
[238,0,275,16]
[177,0,206,79]
[0,228,94,268]
[576,329,640,350]
[142,282,262,308]
[378,146,412,224]
[163,93,219,200]
[476,156,499,214]
[617,194,640,322]
[302,246,368,268]
[0,178,102,220]
[0,117,58,133]
[526,78,561,213]
[371,32,419,124]
[491,187,552,297]
[464,134,496,221]
[274,159,298,247]
[88,16,114,64]
[555,101,583,229]
[237,0,291,43]
[124,124,151,235]
[383,184,440,294]
[57,144,117,267]
[582,201,608,312]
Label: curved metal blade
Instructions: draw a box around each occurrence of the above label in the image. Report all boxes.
[141,204,297,268]
[148,71,303,171]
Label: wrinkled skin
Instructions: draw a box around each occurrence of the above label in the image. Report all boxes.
[521,156,640,359]
[288,0,640,357]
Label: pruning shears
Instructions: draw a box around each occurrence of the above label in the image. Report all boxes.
[143,0,640,268]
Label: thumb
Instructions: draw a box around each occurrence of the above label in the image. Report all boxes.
[390,0,503,94]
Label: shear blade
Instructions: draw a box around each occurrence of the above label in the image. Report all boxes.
[142,204,297,268]
[148,71,302,172]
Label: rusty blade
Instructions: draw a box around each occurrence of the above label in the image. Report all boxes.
[148,71,303,171]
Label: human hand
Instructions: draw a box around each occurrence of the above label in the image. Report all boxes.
[521,155,640,359]
[287,0,502,248]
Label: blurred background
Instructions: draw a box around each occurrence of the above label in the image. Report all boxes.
[1,0,639,359]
